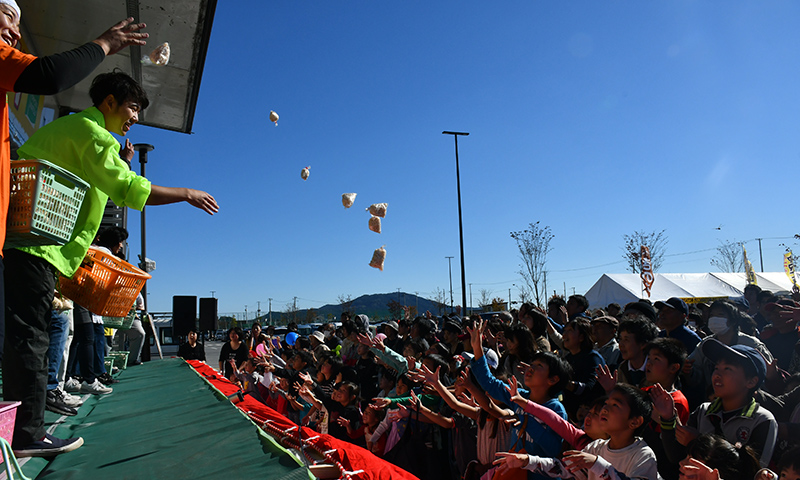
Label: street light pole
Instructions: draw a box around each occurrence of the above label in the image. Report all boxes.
[445,256,454,313]
[442,131,469,314]
[134,143,154,312]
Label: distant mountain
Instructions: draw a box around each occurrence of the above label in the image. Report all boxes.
[259,292,444,323]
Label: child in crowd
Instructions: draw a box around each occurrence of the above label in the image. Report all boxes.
[505,375,608,451]
[299,381,362,445]
[230,357,264,403]
[658,339,778,468]
[560,318,606,420]
[339,405,386,452]
[678,434,760,480]
[468,319,571,480]
[493,384,660,480]
[755,446,800,480]
[616,316,659,387]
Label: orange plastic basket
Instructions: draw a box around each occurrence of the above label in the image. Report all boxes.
[58,247,151,317]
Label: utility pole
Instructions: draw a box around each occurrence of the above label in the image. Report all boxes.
[210,290,215,298]
[756,238,764,272]
[257,301,261,319]
[293,297,297,322]
[134,143,154,312]
[442,131,469,314]
[445,256,455,313]
[414,291,419,312]
[268,298,272,325]
[469,283,472,313]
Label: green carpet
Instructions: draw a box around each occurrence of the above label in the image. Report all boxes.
[2,359,309,480]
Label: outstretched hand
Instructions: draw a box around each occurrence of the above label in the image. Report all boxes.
[93,17,149,56]
[493,452,530,474]
[679,457,721,480]
[506,375,526,406]
[187,189,219,215]
[467,319,486,358]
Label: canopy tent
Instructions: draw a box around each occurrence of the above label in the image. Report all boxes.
[584,272,794,310]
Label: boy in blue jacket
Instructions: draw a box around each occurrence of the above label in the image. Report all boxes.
[469,319,572,480]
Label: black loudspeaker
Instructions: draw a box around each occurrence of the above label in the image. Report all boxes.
[199,297,218,331]
[173,295,197,337]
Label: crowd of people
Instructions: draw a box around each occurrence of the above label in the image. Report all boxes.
[208,290,800,480]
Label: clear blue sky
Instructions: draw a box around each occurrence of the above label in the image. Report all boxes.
[118,1,800,316]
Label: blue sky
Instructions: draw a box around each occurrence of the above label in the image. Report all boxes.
[118,1,800,317]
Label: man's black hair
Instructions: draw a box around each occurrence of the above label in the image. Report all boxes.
[531,351,572,397]
[406,338,427,357]
[548,296,566,309]
[293,350,313,368]
[97,226,128,249]
[295,335,311,351]
[89,70,149,110]
[644,337,687,370]
[568,294,589,312]
[743,284,761,296]
[610,383,652,433]
[618,316,659,345]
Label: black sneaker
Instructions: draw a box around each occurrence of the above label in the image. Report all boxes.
[98,373,119,385]
[46,389,78,416]
[14,433,84,457]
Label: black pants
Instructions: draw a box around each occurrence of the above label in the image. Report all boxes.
[3,249,55,447]
[67,305,96,383]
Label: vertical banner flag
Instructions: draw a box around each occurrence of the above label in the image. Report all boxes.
[743,245,757,285]
[640,245,654,297]
[784,251,799,289]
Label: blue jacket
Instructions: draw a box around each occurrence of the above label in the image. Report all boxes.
[471,355,566,480]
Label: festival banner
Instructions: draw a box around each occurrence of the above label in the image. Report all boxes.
[640,245,654,297]
[784,251,799,289]
[743,246,757,285]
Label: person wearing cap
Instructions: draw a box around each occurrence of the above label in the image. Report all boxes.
[655,338,777,468]
[591,316,621,370]
[441,320,464,357]
[684,300,773,405]
[382,320,404,354]
[309,330,330,362]
[622,300,657,323]
[0,3,149,458]
[656,297,702,355]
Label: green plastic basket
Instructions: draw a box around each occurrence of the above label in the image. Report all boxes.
[106,351,129,370]
[102,308,136,330]
[6,159,89,249]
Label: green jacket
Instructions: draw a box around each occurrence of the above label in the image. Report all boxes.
[17,107,151,276]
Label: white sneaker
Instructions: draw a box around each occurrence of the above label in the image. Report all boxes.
[80,379,112,395]
[64,378,81,393]
[60,390,84,407]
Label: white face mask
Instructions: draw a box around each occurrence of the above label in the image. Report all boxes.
[707,316,730,336]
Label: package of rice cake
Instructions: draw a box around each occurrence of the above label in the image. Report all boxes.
[369,246,386,271]
[301,166,310,180]
[342,193,357,208]
[367,203,387,218]
[369,215,381,234]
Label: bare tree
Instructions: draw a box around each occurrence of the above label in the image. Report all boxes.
[337,294,354,316]
[478,289,492,311]
[510,222,554,308]
[710,240,743,272]
[622,229,668,273]
[433,287,448,315]
[284,301,298,322]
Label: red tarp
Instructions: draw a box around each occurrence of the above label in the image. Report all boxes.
[186,360,419,480]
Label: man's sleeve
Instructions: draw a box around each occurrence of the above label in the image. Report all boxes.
[82,137,151,210]
[0,44,35,91]
[748,416,778,468]
[13,43,105,95]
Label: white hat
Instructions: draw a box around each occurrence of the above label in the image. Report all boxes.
[0,1,20,20]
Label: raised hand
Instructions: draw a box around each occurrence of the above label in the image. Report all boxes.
[467,318,486,356]
[649,383,676,419]
[506,375,526,406]
[186,189,219,215]
[298,371,313,386]
[356,333,374,347]
[595,364,617,393]
[418,364,441,386]
[93,17,149,56]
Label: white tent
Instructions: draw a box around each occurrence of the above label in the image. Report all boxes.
[584,272,794,310]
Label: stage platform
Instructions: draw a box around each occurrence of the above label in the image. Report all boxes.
[2,359,309,480]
